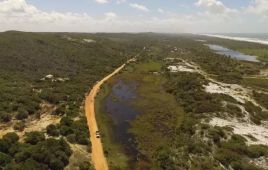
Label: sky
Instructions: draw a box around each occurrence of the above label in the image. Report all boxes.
[0,0,267,33]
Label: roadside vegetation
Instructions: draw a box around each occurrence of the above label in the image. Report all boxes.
[0,31,142,169]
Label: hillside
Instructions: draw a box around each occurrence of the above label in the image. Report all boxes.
[0,31,142,170]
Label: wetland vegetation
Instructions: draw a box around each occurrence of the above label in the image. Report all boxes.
[1,32,268,170]
[96,34,268,170]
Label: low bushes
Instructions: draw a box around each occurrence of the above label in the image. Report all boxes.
[0,132,72,170]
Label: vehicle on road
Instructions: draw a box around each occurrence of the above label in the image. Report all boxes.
[96,130,100,138]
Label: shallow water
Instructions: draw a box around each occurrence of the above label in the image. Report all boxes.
[206,44,259,62]
[104,79,139,164]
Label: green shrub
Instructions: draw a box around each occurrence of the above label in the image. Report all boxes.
[0,152,12,166]
[59,126,74,136]
[0,139,10,153]
[13,121,26,131]
[79,161,93,170]
[15,151,31,163]
[208,127,226,144]
[49,159,65,170]
[66,134,76,143]
[215,148,241,166]
[247,145,268,158]
[16,108,29,120]
[24,132,45,145]
[46,124,59,136]
[16,158,44,170]
[0,112,11,122]
[53,105,66,115]
[76,135,89,145]
[3,132,19,144]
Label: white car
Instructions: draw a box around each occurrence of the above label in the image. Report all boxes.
[96,131,100,138]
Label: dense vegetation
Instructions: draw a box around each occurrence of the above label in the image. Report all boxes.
[1,32,268,170]
[0,132,72,170]
[0,31,143,169]
[97,34,268,170]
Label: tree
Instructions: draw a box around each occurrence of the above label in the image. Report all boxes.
[46,124,59,136]
[3,132,19,144]
[24,132,45,145]
[15,151,31,163]
[49,159,64,170]
[0,139,9,153]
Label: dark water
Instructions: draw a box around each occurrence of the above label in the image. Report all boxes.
[206,44,259,62]
[104,80,140,165]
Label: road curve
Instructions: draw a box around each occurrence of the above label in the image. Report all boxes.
[85,58,135,170]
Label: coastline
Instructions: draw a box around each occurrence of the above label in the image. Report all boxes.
[201,34,268,45]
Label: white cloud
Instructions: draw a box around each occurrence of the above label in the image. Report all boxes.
[95,0,109,4]
[116,0,126,4]
[0,0,267,33]
[157,8,164,14]
[105,12,117,21]
[129,3,149,12]
[246,0,268,15]
[0,0,38,13]
[195,0,227,13]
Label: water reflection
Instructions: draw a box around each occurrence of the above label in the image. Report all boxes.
[104,80,139,166]
[206,44,259,62]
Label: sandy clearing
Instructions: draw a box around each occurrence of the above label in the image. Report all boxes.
[85,58,135,170]
[204,82,251,104]
[83,39,96,43]
[210,117,268,146]
[0,113,61,139]
[166,58,267,110]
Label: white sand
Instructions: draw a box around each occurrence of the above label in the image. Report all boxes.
[195,39,207,42]
[204,82,250,104]
[0,113,61,139]
[167,65,195,73]
[83,39,96,43]
[210,117,268,146]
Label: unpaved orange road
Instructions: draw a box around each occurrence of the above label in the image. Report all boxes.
[85,59,135,170]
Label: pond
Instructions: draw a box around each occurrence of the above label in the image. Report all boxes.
[206,44,259,62]
[104,79,140,166]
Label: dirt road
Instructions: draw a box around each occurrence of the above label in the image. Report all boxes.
[85,58,135,170]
